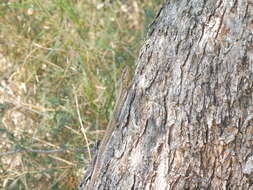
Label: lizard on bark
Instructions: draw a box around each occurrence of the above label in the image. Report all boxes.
[87,67,131,189]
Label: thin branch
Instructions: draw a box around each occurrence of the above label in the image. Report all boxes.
[0,148,64,156]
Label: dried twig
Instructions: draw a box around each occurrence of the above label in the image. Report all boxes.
[0,148,64,156]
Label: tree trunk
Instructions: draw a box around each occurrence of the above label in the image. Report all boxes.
[80,0,253,189]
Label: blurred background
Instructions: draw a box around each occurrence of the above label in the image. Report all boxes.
[0,0,163,189]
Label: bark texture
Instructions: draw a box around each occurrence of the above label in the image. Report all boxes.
[81,0,253,189]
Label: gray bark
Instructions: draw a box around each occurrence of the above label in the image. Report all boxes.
[80,0,253,189]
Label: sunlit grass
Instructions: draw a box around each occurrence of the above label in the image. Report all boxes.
[0,0,162,189]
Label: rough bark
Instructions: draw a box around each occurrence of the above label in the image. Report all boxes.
[80,0,253,189]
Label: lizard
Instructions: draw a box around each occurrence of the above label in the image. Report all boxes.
[87,66,131,190]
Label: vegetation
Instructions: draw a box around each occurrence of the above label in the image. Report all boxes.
[0,0,162,189]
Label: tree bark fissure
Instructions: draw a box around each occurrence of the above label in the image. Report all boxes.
[80,0,253,189]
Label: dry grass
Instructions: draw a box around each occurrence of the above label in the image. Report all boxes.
[0,0,162,189]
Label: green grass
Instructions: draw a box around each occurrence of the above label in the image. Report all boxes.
[0,0,163,189]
